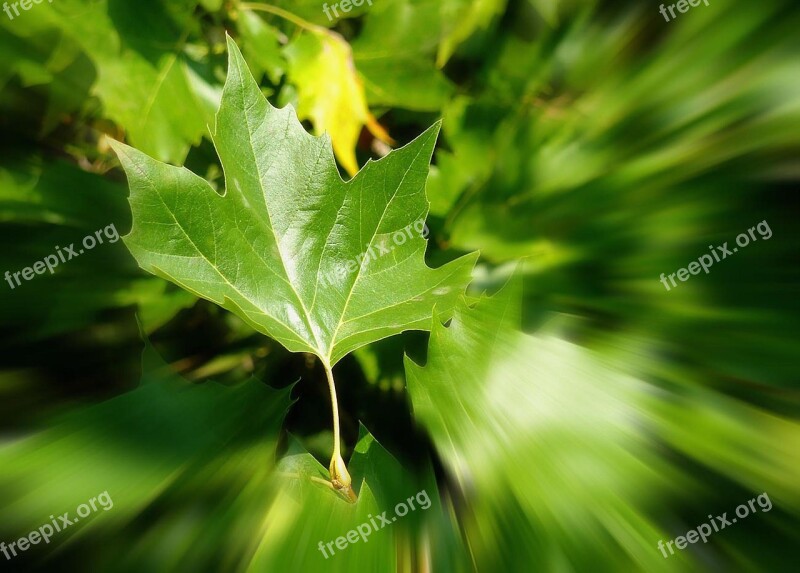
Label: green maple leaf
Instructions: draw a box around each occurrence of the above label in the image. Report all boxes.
[111,35,477,495]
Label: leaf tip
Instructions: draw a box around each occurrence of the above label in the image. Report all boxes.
[108,138,140,172]
[224,32,249,80]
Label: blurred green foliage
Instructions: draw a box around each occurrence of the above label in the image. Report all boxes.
[1,0,798,571]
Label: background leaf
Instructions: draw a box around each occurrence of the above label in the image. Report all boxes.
[0,339,293,569]
[406,277,800,571]
[284,28,391,176]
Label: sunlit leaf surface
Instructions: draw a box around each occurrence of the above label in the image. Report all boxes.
[113,37,476,366]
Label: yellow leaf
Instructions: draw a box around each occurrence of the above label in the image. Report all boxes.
[286,30,392,176]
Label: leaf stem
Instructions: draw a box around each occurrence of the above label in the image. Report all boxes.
[323,361,356,501]
[323,362,342,460]
[238,3,325,34]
